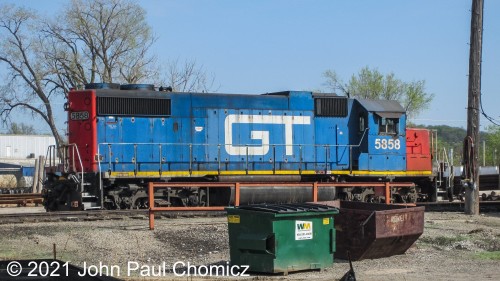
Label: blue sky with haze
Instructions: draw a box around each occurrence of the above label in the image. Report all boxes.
[2,0,500,134]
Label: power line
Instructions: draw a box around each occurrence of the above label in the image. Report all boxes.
[479,92,500,126]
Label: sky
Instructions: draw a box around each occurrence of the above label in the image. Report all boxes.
[1,0,500,134]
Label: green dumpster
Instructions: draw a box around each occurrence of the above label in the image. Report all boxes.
[226,203,338,275]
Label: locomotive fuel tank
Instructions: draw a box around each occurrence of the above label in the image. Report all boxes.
[208,183,336,206]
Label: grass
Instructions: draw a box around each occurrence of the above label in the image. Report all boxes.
[0,248,19,260]
[0,240,55,260]
[475,251,500,260]
[419,235,468,246]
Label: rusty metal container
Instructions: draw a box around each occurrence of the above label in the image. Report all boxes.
[329,200,424,261]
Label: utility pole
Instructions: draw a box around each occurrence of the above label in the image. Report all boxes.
[483,140,485,166]
[464,0,483,215]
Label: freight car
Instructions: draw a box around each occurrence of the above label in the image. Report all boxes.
[436,164,500,201]
[42,84,434,211]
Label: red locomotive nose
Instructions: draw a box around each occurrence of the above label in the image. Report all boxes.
[67,89,97,173]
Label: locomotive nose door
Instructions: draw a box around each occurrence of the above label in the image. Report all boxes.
[67,90,97,173]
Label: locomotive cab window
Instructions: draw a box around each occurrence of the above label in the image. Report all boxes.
[359,113,366,132]
[378,117,399,135]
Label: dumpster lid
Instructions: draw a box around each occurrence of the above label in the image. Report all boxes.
[236,203,338,214]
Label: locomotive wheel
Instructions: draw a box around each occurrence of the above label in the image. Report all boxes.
[392,193,403,203]
[364,194,376,203]
[103,200,117,210]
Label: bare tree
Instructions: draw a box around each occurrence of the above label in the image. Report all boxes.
[42,0,158,90]
[0,0,157,147]
[6,122,37,135]
[323,70,349,96]
[0,5,64,146]
[163,59,217,93]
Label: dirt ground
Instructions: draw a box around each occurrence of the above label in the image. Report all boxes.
[0,209,499,281]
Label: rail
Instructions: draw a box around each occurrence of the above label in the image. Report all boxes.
[0,193,43,206]
[148,181,415,230]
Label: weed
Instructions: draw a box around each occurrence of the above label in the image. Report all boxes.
[475,251,500,260]
[419,235,468,246]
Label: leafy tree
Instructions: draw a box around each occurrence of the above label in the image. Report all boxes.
[484,125,500,166]
[425,125,466,165]
[410,124,496,166]
[324,66,434,118]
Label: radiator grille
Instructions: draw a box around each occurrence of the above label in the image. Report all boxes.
[97,97,171,116]
[315,98,348,117]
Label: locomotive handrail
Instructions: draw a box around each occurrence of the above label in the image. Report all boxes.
[351,128,369,173]
[108,144,112,173]
[96,142,365,154]
[358,127,369,147]
[97,142,366,148]
[45,144,85,193]
[97,145,104,209]
[67,143,85,193]
[97,129,370,176]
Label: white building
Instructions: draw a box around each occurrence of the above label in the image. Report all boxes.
[0,135,57,189]
[0,135,56,160]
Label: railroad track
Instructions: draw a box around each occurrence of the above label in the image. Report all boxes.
[0,193,43,206]
[417,201,500,212]
[0,200,498,225]
[0,209,225,225]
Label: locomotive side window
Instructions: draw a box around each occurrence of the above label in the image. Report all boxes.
[359,113,366,132]
[379,117,399,135]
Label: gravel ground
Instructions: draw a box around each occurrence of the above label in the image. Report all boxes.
[0,211,499,281]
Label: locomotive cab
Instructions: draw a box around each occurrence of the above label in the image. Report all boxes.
[354,99,407,173]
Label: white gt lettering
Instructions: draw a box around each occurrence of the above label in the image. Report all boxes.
[224,114,311,156]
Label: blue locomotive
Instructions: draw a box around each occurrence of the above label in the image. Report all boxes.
[42,83,433,211]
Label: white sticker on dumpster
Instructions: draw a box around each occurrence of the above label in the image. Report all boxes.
[295,220,313,240]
